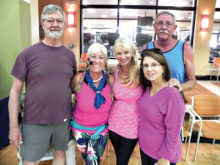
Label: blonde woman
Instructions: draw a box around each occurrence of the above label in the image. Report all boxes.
[108,37,143,165]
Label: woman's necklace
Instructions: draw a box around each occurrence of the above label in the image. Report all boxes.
[93,75,103,83]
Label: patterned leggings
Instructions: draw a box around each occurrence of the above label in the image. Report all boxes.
[73,130,108,165]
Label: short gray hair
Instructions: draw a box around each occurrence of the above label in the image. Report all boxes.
[155,11,176,25]
[87,43,108,62]
[41,4,65,22]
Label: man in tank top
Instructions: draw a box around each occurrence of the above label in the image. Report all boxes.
[143,11,196,92]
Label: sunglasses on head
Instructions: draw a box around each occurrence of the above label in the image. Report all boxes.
[145,48,163,54]
[141,48,164,57]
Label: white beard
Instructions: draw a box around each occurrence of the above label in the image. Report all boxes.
[43,27,64,39]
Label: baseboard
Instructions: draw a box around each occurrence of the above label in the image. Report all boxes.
[196,75,218,80]
[187,132,220,144]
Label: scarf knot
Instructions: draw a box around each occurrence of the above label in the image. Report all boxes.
[85,70,106,109]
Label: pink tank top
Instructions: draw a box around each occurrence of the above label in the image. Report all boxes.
[108,69,143,139]
[73,81,113,133]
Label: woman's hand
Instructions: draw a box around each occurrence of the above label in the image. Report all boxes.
[155,158,170,165]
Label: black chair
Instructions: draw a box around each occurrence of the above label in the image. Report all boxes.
[101,34,108,43]
[0,97,10,149]
[136,33,152,48]
[83,33,92,45]
[107,33,117,46]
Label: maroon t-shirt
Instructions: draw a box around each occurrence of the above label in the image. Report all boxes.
[11,42,76,124]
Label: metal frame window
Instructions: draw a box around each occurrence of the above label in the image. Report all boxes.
[80,0,197,58]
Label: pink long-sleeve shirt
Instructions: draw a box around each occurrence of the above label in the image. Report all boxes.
[138,86,185,163]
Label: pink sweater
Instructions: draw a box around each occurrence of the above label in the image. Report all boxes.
[72,81,113,133]
[138,87,185,163]
[108,69,143,139]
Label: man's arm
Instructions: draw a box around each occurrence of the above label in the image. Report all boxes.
[8,77,24,148]
[142,43,148,50]
[168,42,196,92]
[181,42,196,91]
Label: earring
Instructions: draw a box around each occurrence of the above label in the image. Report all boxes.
[162,72,165,77]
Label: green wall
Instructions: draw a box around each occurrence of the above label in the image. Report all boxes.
[0,0,31,99]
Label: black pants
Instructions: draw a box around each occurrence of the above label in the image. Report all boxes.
[109,130,137,165]
[140,149,176,165]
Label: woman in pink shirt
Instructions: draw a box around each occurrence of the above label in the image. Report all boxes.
[108,37,143,165]
[138,48,185,165]
[70,43,114,165]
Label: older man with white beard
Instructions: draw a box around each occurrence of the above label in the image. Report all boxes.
[8,4,76,165]
[143,11,196,92]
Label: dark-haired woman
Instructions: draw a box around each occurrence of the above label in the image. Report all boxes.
[138,49,185,165]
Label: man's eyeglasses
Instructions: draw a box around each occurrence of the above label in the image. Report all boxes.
[142,63,162,70]
[44,18,64,25]
[155,21,173,28]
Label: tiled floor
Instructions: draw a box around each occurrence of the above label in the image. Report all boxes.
[213,82,220,88]
[197,80,220,96]
[184,81,217,104]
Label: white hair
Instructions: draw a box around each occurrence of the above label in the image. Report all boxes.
[87,43,108,62]
[155,11,176,24]
[41,4,65,22]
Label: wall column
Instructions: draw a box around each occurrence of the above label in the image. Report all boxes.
[193,0,216,76]
[30,0,39,44]
[0,0,31,99]
[63,0,81,63]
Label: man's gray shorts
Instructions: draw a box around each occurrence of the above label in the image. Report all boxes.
[20,121,69,162]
